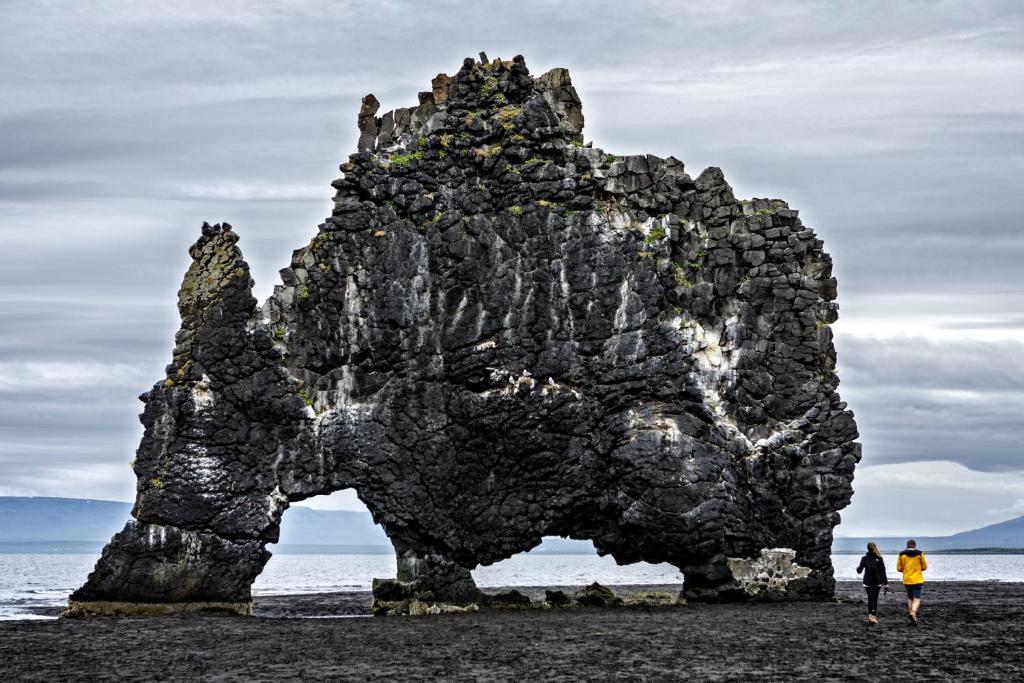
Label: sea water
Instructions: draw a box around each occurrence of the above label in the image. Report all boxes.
[3,553,1023,620]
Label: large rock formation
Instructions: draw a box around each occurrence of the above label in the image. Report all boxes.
[68,54,859,616]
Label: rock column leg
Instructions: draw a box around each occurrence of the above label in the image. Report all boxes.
[372,550,484,614]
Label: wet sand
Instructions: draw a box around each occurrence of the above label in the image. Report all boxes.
[3,582,1021,681]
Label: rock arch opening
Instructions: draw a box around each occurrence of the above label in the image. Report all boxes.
[254,490,393,603]
[471,537,684,601]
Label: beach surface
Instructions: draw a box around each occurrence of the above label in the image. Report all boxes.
[2,582,1021,681]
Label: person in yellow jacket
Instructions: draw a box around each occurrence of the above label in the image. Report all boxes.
[896,539,928,626]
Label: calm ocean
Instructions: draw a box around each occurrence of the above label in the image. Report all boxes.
[3,552,1023,620]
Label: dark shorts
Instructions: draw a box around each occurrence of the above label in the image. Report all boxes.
[905,584,923,599]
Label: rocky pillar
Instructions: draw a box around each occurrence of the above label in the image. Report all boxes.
[371,550,484,613]
[356,94,380,153]
[66,224,309,617]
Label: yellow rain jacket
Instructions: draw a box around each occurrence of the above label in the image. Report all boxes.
[896,548,928,585]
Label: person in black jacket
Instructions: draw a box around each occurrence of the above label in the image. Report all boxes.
[856,542,889,623]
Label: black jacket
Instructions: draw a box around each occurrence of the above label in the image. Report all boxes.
[856,553,889,587]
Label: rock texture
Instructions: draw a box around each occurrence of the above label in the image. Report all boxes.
[70,55,859,615]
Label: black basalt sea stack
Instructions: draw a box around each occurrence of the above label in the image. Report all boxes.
[68,55,860,616]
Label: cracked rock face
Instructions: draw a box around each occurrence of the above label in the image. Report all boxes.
[71,54,859,613]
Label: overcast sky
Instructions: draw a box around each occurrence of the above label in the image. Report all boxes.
[1,1,1022,537]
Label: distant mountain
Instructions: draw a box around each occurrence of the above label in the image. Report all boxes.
[0,496,388,547]
[10,496,1017,556]
[0,496,602,555]
[0,497,132,543]
[833,515,1024,552]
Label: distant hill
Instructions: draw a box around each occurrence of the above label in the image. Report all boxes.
[833,515,1024,553]
[8,496,1018,556]
[0,496,388,547]
[0,496,598,554]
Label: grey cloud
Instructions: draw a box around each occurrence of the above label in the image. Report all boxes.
[942,316,1024,330]
[837,337,1024,471]
[0,0,1022,517]
[839,337,1024,393]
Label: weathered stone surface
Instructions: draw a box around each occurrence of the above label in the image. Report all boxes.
[574,583,623,608]
[72,54,860,614]
[544,589,572,607]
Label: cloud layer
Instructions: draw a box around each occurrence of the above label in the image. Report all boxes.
[1,1,1021,534]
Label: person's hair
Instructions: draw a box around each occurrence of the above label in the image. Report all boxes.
[867,542,882,558]
[906,539,917,548]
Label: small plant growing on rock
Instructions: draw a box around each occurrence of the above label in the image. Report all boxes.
[150,477,166,489]
[480,76,498,97]
[272,327,286,341]
[297,285,310,299]
[439,133,451,148]
[638,250,654,259]
[476,144,502,158]
[509,205,524,217]
[492,105,522,130]
[606,154,619,163]
[673,264,693,288]
[563,208,578,218]
[309,232,328,251]
[505,164,520,175]
[388,150,422,169]
[644,226,667,244]
[493,93,507,106]
[510,133,526,143]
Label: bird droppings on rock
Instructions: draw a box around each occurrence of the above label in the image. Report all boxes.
[69,53,859,617]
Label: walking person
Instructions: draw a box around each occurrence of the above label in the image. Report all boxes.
[856,542,889,623]
[896,539,928,626]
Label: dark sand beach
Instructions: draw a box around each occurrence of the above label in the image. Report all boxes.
[2,582,1021,681]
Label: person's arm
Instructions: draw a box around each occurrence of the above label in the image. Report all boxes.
[920,553,927,571]
[856,557,865,574]
[880,559,889,585]
[896,554,904,572]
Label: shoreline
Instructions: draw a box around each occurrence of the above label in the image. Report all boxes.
[2,582,1022,680]
[8,578,1024,621]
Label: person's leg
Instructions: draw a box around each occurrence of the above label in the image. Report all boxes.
[907,585,922,624]
[867,586,880,615]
